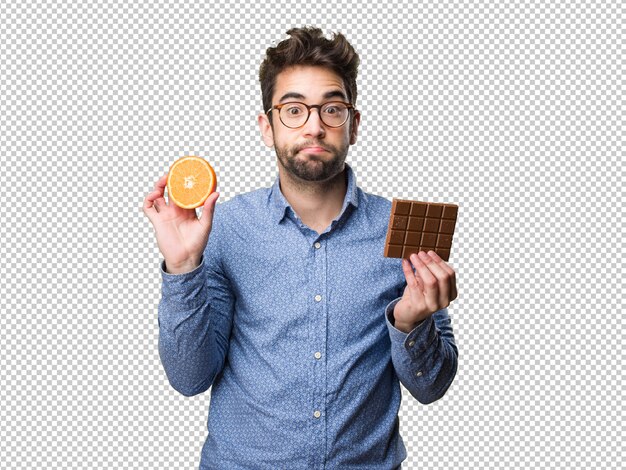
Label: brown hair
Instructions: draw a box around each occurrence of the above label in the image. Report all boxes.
[259,26,360,121]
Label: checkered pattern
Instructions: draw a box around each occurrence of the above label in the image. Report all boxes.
[1,1,624,469]
[384,199,458,260]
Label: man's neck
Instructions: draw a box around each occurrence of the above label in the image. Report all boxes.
[278,166,348,232]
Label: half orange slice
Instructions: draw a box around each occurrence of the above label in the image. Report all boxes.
[167,156,217,209]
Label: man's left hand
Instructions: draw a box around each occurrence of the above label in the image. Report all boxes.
[393,250,458,333]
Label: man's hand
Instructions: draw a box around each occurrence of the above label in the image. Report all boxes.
[393,250,458,333]
[142,173,220,274]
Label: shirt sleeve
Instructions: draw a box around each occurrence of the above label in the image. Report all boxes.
[384,297,458,404]
[157,209,235,397]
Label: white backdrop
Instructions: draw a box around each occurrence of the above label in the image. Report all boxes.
[1,0,624,468]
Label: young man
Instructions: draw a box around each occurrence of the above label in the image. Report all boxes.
[143,26,458,470]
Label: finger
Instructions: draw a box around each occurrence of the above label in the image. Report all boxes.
[142,199,155,221]
[427,250,458,301]
[409,252,440,312]
[402,258,427,312]
[152,173,169,205]
[142,190,158,217]
[143,173,169,219]
[401,258,425,295]
[143,189,166,213]
[417,251,451,307]
[153,173,168,193]
[199,192,220,230]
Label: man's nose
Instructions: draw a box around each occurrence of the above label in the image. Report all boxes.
[302,108,325,136]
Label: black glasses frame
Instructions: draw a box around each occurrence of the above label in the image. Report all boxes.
[265,101,356,128]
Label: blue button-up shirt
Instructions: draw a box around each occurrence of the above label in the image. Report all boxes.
[158,163,458,470]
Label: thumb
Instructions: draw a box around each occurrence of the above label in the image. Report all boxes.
[199,192,219,231]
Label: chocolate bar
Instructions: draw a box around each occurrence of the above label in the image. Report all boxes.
[384,199,458,261]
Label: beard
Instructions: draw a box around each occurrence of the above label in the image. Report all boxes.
[274,138,349,182]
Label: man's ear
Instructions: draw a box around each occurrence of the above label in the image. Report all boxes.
[258,113,275,148]
[349,110,361,145]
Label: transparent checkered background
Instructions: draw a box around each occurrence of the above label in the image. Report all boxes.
[1,0,624,468]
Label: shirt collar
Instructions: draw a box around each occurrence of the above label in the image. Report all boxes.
[268,162,360,225]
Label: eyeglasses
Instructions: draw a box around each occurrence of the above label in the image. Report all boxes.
[266,101,355,128]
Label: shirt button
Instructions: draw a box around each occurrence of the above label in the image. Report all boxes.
[313,410,321,418]
[408,340,415,347]
[314,352,322,359]
[314,294,322,302]
[415,370,423,377]
[314,242,321,249]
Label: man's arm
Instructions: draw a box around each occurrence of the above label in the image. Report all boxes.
[385,298,458,404]
[157,219,235,397]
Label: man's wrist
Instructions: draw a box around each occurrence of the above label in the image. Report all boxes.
[390,303,425,333]
[165,257,201,274]
[394,319,422,334]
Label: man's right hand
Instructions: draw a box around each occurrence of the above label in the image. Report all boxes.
[142,173,220,274]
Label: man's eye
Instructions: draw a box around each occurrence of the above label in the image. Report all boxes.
[324,106,338,114]
[286,106,303,115]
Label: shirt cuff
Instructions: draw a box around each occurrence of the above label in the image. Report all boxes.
[160,256,204,277]
[384,297,438,360]
[160,255,207,313]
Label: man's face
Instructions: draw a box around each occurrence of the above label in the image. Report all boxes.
[258,65,360,182]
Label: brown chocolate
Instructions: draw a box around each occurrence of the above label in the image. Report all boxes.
[384,199,458,261]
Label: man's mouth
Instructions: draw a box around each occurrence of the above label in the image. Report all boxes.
[299,146,328,153]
